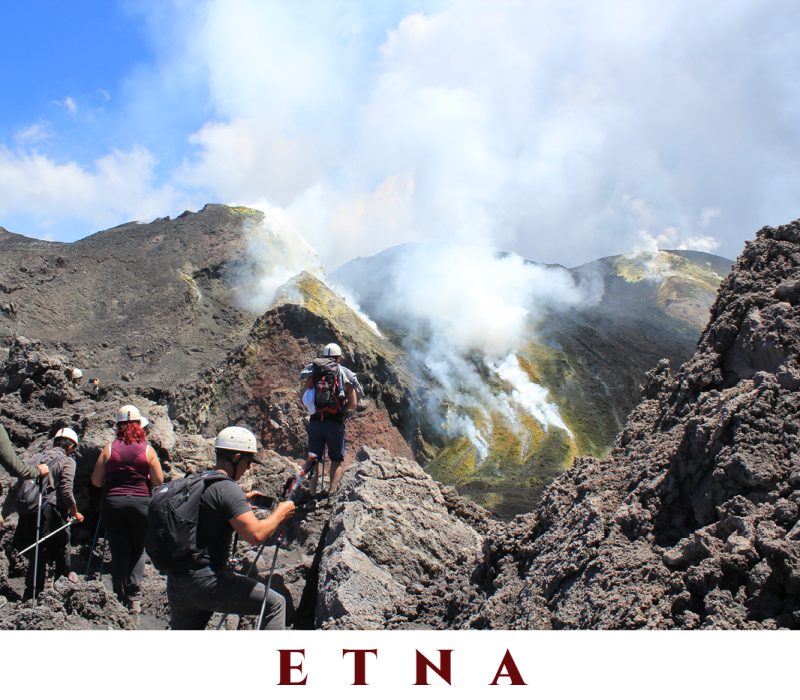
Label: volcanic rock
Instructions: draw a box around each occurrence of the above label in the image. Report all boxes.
[316,446,490,629]
[0,205,259,388]
[415,219,800,629]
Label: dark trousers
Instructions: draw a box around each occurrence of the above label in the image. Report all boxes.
[14,505,71,599]
[167,566,286,630]
[102,495,149,604]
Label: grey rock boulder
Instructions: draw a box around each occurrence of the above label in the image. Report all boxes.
[316,446,485,629]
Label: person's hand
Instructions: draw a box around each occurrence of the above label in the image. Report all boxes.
[71,509,85,523]
[244,490,265,501]
[275,501,296,521]
[37,463,49,478]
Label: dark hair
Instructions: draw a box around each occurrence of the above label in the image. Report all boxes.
[116,422,146,445]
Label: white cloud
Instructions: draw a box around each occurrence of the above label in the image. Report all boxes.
[0,145,180,235]
[15,122,52,145]
[165,0,800,267]
[179,118,320,207]
[4,0,800,265]
[55,96,78,114]
[675,236,720,253]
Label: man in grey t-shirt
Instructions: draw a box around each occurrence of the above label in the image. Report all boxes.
[166,426,295,630]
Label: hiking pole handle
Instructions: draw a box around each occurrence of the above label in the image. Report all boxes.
[18,517,76,556]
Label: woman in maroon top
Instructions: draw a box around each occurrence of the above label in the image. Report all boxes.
[91,405,163,612]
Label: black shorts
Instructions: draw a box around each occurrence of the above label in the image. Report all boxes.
[306,418,345,462]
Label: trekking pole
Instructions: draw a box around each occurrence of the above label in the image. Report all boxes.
[216,465,311,630]
[85,515,103,579]
[18,517,76,556]
[230,533,240,565]
[256,526,285,630]
[255,470,309,630]
[99,532,108,577]
[31,479,45,605]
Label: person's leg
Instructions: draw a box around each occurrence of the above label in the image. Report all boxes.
[15,513,36,599]
[324,421,346,492]
[167,573,214,630]
[24,506,55,599]
[49,509,71,580]
[306,421,325,496]
[125,497,150,606]
[101,497,131,602]
[210,569,286,630]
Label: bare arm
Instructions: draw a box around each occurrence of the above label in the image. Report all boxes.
[345,384,358,411]
[91,445,110,488]
[229,501,296,546]
[146,445,164,487]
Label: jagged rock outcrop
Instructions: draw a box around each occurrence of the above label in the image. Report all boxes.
[420,219,800,629]
[0,579,135,630]
[316,446,491,629]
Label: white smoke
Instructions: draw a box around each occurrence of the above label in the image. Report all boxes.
[623,198,722,281]
[444,413,490,463]
[230,208,383,339]
[367,242,584,356]
[230,204,324,313]
[491,354,573,437]
[340,241,583,457]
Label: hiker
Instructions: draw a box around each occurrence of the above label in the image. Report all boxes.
[91,404,163,612]
[299,342,363,495]
[69,368,83,385]
[83,377,103,399]
[162,426,295,630]
[11,428,84,599]
[0,423,49,481]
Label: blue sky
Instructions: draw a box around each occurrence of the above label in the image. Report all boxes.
[1,0,799,268]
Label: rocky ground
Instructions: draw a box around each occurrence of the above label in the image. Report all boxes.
[0,336,485,629]
[1,210,796,630]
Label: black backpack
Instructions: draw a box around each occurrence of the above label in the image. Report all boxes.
[145,471,229,573]
[311,357,344,417]
[5,448,65,516]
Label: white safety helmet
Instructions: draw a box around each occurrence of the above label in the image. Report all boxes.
[116,405,142,424]
[322,342,342,358]
[214,426,262,463]
[54,428,79,447]
[71,368,83,379]
[140,416,150,429]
